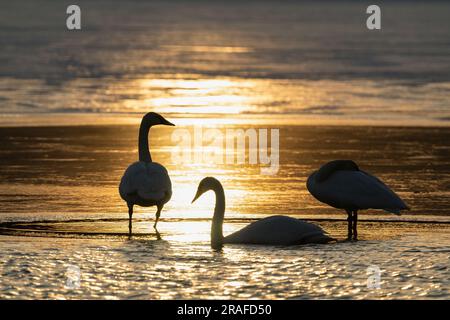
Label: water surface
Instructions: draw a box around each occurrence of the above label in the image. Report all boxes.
[1,220,448,299]
[0,0,449,299]
[1,0,449,126]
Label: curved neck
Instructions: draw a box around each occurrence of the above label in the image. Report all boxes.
[210,183,225,249]
[138,120,152,162]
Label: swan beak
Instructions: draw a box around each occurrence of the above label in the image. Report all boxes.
[162,118,175,126]
[191,190,202,203]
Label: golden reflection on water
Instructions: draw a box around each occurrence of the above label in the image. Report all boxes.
[140,78,257,115]
[104,76,450,127]
[1,74,448,127]
[161,45,252,53]
[0,124,448,222]
[0,122,449,300]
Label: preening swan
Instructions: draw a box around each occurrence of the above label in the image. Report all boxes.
[192,177,333,249]
[119,112,174,236]
[307,160,409,240]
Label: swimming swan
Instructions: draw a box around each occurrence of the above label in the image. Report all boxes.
[307,160,409,240]
[119,112,175,235]
[192,177,333,249]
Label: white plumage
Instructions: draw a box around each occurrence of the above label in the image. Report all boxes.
[192,177,333,249]
[119,112,174,236]
[307,170,407,214]
[224,215,332,245]
[307,160,409,240]
[119,162,172,204]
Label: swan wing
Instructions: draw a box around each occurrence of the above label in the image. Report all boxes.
[224,215,333,245]
[119,162,172,203]
[308,170,408,213]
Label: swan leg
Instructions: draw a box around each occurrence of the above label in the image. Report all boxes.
[352,210,358,241]
[153,204,162,230]
[346,209,353,240]
[128,203,133,237]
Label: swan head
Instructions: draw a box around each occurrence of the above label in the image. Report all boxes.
[142,112,175,127]
[192,177,222,203]
[315,159,359,183]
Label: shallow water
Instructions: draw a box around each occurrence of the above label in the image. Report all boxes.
[0,125,449,220]
[0,219,448,299]
[0,0,449,300]
[0,124,449,299]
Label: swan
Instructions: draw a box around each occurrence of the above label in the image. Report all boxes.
[119,112,175,236]
[307,160,409,240]
[192,177,333,249]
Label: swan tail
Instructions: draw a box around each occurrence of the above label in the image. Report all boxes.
[384,208,401,215]
[384,204,410,215]
[299,233,336,244]
[383,195,410,215]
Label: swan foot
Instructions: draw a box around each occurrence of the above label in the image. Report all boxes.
[155,228,162,240]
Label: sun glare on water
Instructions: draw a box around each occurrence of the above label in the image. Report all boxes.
[137,78,258,115]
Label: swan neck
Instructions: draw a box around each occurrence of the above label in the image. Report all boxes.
[211,184,225,248]
[138,119,152,162]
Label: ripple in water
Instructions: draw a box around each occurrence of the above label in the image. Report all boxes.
[0,219,448,299]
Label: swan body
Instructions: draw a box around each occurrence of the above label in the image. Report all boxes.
[192,177,333,249]
[119,161,172,207]
[224,215,333,245]
[307,160,409,240]
[119,112,174,235]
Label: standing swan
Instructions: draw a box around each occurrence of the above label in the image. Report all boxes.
[119,112,175,236]
[307,160,409,241]
[192,177,333,249]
